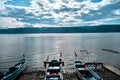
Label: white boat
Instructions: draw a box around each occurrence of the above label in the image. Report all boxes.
[44,59,64,80]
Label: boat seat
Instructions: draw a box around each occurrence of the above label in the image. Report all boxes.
[9,67,17,73]
[0,71,3,79]
[76,65,85,68]
[21,62,24,64]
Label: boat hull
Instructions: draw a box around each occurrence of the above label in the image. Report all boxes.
[44,60,63,80]
[1,59,26,80]
[74,60,102,80]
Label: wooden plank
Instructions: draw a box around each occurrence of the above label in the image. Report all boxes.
[103,65,120,76]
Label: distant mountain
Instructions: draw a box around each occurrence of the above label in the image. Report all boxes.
[0,25,120,34]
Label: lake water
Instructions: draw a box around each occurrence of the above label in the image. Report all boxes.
[0,33,120,71]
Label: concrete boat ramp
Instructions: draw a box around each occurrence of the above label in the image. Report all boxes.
[103,65,120,76]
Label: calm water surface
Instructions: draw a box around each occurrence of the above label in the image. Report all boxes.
[0,33,120,71]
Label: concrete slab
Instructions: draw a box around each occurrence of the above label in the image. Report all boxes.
[104,65,120,76]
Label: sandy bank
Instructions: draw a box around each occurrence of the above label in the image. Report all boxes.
[16,67,120,80]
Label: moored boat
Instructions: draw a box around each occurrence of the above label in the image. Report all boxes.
[44,59,64,80]
[0,59,26,80]
[75,60,103,80]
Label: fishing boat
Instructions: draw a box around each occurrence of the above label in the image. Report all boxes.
[0,59,26,80]
[75,60,103,80]
[44,59,64,80]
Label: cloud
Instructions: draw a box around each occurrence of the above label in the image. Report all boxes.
[0,17,30,28]
[75,1,120,21]
[0,0,9,15]
[33,23,57,27]
[113,9,120,16]
[0,0,120,28]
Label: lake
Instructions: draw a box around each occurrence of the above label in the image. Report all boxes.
[0,33,120,71]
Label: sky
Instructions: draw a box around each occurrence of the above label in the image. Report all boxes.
[0,0,120,28]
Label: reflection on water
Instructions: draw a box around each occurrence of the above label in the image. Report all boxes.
[0,33,120,71]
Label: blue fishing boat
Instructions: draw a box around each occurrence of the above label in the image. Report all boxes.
[44,59,64,80]
[75,60,103,80]
[0,59,26,80]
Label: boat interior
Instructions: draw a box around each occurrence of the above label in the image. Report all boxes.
[79,70,93,78]
[46,75,61,80]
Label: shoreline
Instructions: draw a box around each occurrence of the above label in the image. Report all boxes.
[16,66,120,80]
